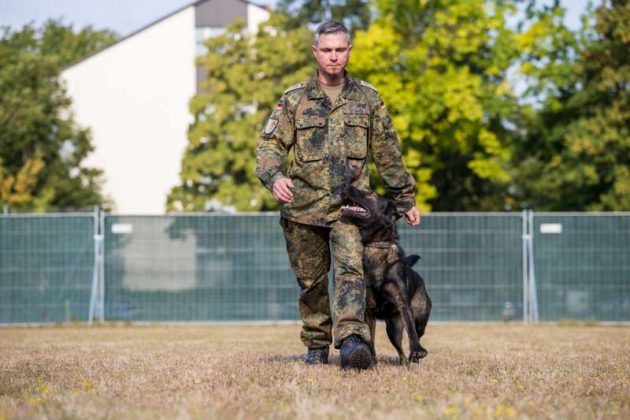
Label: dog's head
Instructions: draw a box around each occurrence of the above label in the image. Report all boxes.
[340,184,410,243]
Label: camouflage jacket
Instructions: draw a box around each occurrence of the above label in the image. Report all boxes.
[255,72,416,226]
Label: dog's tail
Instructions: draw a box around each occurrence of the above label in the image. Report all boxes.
[405,255,421,267]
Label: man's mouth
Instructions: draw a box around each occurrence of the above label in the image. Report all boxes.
[340,204,370,219]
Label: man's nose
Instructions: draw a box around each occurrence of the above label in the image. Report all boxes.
[330,51,338,61]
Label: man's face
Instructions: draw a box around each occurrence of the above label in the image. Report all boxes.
[312,32,352,79]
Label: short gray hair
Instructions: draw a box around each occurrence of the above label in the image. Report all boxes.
[314,20,350,46]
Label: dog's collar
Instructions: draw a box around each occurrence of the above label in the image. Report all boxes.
[365,241,398,249]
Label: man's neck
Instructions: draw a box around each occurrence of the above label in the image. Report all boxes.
[317,70,345,86]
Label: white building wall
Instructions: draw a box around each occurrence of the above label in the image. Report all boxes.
[62,7,197,213]
[247,3,270,34]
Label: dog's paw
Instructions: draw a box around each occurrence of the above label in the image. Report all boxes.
[409,350,427,363]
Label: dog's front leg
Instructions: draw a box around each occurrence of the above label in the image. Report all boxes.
[411,288,431,359]
[365,310,378,365]
[382,283,424,363]
[385,317,406,365]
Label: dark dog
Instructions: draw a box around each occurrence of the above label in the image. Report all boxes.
[341,185,431,364]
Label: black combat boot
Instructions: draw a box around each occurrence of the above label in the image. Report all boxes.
[339,335,373,370]
[305,347,329,365]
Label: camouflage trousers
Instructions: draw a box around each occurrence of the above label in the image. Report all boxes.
[281,217,370,349]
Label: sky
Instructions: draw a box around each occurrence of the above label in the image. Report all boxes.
[0,0,268,36]
[0,0,591,37]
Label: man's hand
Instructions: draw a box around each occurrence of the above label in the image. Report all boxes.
[404,205,421,226]
[272,177,294,203]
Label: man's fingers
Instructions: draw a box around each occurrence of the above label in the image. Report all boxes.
[276,191,292,203]
[273,188,292,203]
[272,178,294,203]
[280,182,294,197]
[278,183,293,200]
[405,207,421,226]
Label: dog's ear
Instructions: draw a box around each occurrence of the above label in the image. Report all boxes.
[393,200,413,217]
[383,199,399,219]
[405,254,421,267]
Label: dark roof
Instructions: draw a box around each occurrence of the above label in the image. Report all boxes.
[63,0,269,70]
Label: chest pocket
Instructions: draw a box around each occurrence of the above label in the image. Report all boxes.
[343,114,369,159]
[296,116,326,162]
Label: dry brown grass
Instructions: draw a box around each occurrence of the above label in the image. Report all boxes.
[1,323,628,419]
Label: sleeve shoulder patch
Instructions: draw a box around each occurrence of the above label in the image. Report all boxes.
[262,118,279,136]
[359,80,378,92]
[283,82,305,95]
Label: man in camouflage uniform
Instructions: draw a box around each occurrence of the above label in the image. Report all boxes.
[255,20,420,370]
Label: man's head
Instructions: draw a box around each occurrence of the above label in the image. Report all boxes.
[313,20,351,82]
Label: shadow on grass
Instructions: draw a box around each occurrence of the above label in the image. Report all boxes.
[260,353,305,363]
[259,353,409,367]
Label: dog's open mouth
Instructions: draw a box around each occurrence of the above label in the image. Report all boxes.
[340,203,370,219]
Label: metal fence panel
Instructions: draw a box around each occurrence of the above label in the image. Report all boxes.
[102,214,524,323]
[0,214,95,323]
[103,214,298,321]
[400,214,525,322]
[4,212,627,324]
[533,213,630,321]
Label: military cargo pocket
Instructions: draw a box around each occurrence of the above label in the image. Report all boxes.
[343,115,369,159]
[296,116,326,162]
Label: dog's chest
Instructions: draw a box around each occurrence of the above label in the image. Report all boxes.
[363,246,401,284]
[363,246,404,314]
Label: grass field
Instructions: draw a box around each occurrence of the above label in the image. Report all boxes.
[1,323,628,419]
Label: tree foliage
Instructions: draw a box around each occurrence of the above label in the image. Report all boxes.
[0,21,116,211]
[513,0,629,210]
[277,0,371,33]
[174,0,628,212]
[167,15,313,211]
[350,0,522,210]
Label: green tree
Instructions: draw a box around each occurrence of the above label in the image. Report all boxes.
[350,0,523,210]
[513,0,629,210]
[0,21,116,211]
[277,0,371,33]
[167,15,313,211]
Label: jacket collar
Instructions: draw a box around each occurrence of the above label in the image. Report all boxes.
[306,71,363,101]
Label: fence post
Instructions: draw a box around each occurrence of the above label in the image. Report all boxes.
[522,210,528,323]
[2,205,8,216]
[526,210,540,323]
[88,206,106,325]
[98,210,106,323]
[88,206,100,326]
